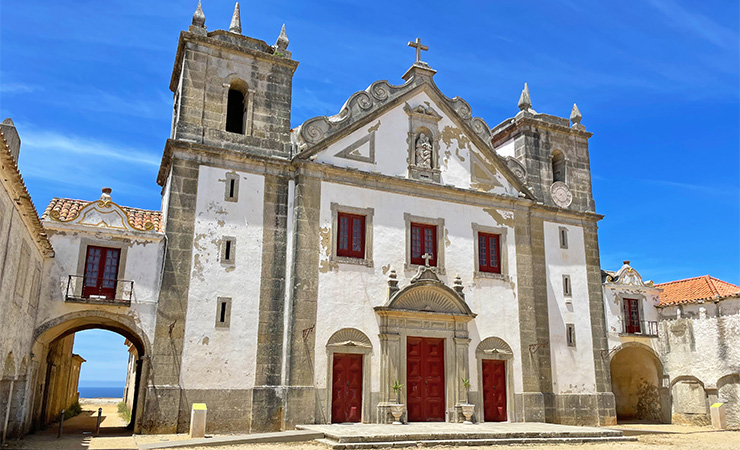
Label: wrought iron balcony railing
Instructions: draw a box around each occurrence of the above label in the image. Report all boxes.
[622,320,658,337]
[65,275,134,306]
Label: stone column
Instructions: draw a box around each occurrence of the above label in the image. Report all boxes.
[514,210,552,422]
[377,330,401,424]
[144,157,199,433]
[454,337,471,423]
[283,172,321,428]
[583,220,617,425]
[251,175,290,432]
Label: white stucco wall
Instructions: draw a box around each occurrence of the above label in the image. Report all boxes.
[40,223,165,349]
[602,284,662,354]
[494,139,516,159]
[659,299,740,388]
[313,181,523,394]
[179,165,265,390]
[543,221,597,394]
[314,91,520,198]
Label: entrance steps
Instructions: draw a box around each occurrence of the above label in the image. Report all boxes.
[297,423,636,449]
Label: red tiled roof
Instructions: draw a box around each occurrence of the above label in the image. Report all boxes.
[42,197,163,233]
[655,275,740,306]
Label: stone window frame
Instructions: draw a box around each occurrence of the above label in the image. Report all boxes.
[215,297,232,329]
[221,236,237,266]
[14,241,31,303]
[550,149,568,185]
[224,172,240,202]
[566,323,576,347]
[562,274,572,299]
[74,237,130,300]
[330,203,374,267]
[558,226,569,249]
[471,223,508,280]
[404,213,445,274]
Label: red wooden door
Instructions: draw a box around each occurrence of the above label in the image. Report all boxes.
[407,337,445,422]
[83,246,120,299]
[482,359,507,422]
[331,353,363,423]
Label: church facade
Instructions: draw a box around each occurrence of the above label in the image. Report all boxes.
[141,3,615,432]
[0,3,622,436]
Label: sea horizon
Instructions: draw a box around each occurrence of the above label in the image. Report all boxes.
[77,386,124,399]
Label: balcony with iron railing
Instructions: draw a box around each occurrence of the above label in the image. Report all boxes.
[621,320,658,337]
[65,275,134,306]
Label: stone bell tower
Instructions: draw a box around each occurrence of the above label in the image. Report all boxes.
[169,1,298,159]
[491,84,595,213]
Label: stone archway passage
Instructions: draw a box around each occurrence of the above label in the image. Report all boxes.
[610,346,663,423]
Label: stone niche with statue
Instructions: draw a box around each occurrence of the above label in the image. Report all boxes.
[405,102,442,183]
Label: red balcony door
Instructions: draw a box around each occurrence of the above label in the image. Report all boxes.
[83,246,120,299]
[407,337,445,422]
[331,353,363,423]
[482,359,507,422]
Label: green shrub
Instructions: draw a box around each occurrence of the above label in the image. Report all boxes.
[64,402,82,419]
[117,401,131,423]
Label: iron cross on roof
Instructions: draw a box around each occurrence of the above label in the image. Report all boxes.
[408,37,428,63]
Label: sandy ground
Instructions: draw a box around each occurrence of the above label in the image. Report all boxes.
[5,408,739,450]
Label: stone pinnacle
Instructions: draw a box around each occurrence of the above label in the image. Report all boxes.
[518,83,531,111]
[570,103,582,125]
[192,0,205,28]
[229,2,241,34]
[275,24,289,50]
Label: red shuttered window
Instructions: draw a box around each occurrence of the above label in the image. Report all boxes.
[83,246,120,299]
[623,298,641,334]
[410,223,437,266]
[337,212,366,258]
[478,232,501,274]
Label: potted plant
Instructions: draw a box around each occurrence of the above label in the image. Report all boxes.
[390,380,405,425]
[460,377,475,424]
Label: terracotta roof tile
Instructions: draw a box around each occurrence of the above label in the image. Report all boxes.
[42,197,163,233]
[655,275,740,306]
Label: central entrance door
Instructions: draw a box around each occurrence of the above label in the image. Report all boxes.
[482,359,507,421]
[407,337,445,422]
[331,353,363,423]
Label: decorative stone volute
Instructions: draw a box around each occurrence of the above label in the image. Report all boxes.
[190,0,206,35]
[229,2,241,34]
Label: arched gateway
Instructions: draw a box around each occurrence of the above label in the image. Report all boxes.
[374,267,476,423]
[31,311,151,433]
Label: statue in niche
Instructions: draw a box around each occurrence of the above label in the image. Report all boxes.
[415,132,433,168]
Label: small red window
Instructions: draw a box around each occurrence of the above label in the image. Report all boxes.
[623,298,641,334]
[83,246,120,299]
[337,212,365,258]
[410,223,437,266]
[478,232,501,274]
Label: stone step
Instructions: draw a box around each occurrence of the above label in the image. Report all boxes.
[318,435,638,449]
[316,429,624,444]
[137,430,324,449]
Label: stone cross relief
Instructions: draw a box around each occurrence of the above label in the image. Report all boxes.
[422,253,432,267]
[415,133,433,168]
[408,37,428,63]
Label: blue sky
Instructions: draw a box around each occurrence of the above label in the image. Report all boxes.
[2,1,738,386]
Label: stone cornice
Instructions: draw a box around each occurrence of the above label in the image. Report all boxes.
[491,113,593,148]
[0,129,54,257]
[169,30,299,92]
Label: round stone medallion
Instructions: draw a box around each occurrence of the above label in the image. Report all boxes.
[550,181,573,208]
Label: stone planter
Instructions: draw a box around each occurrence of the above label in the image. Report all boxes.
[460,404,475,424]
[389,403,405,425]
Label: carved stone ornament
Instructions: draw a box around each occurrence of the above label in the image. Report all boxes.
[505,157,526,181]
[550,181,573,208]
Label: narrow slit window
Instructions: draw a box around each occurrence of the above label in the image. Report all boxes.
[559,227,568,249]
[224,173,239,202]
[221,237,236,264]
[566,324,576,347]
[226,89,246,134]
[563,275,572,297]
[215,297,232,328]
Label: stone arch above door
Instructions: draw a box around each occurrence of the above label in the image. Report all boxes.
[327,328,372,349]
[476,337,514,359]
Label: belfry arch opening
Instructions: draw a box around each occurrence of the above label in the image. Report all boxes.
[29,313,150,435]
[552,150,566,183]
[226,79,248,134]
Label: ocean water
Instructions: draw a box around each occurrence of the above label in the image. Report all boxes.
[78,386,124,399]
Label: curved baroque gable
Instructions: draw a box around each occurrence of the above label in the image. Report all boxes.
[48,199,157,232]
[384,282,474,316]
